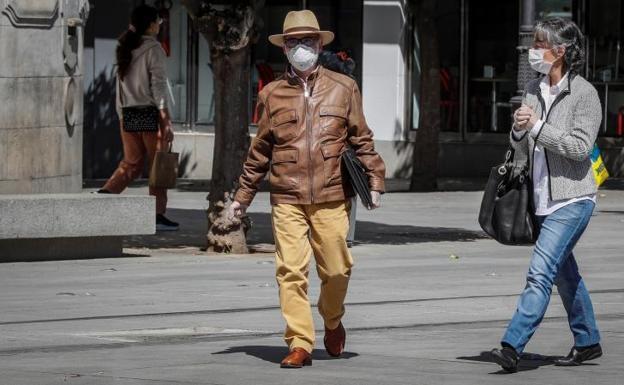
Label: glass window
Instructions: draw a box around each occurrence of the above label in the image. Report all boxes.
[196,37,215,125]
[307,0,363,85]
[437,0,461,132]
[411,18,421,131]
[585,0,624,137]
[466,0,518,134]
[162,2,188,123]
[410,0,462,133]
[536,0,573,19]
[250,1,300,125]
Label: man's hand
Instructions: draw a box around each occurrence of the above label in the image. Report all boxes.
[513,104,539,130]
[228,201,248,220]
[368,191,381,210]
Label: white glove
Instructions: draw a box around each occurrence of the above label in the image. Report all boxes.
[228,201,248,220]
[368,191,381,210]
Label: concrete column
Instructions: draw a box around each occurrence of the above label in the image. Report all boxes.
[361,0,409,142]
[0,0,89,194]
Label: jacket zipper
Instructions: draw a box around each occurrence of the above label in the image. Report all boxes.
[304,80,314,204]
[535,88,570,200]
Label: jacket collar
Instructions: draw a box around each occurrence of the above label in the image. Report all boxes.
[533,71,576,95]
[540,71,569,95]
[286,64,323,86]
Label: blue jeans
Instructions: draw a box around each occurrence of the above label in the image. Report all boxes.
[502,200,600,353]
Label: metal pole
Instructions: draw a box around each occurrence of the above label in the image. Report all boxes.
[510,0,536,109]
[347,197,357,247]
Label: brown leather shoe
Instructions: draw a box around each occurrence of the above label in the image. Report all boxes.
[324,322,346,357]
[280,348,312,368]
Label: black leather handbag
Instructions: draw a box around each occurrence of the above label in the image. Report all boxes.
[478,147,539,245]
[341,146,374,209]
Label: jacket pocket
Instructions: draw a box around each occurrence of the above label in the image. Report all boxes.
[320,105,347,137]
[321,142,344,187]
[270,148,299,192]
[271,109,298,144]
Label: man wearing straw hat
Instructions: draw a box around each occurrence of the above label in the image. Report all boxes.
[229,9,386,368]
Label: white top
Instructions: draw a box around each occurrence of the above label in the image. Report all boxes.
[514,72,596,216]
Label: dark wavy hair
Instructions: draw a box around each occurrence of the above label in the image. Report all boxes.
[116,5,159,80]
[534,17,585,75]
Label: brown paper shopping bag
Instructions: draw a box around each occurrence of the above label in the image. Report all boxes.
[149,143,179,189]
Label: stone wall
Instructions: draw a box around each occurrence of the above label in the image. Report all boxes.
[0,0,89,194]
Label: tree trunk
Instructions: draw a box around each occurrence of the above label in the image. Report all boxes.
[205,47,251,253]
[182,1,261,253]
[410,0,440,192]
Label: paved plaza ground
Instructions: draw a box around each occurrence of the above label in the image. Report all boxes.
[1,188,622,384]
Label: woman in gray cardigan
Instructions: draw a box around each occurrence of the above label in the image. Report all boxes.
[491,18,603,373]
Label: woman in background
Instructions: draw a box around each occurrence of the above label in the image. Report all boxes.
[98,4,178,231]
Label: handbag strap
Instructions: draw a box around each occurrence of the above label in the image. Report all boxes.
[497,146,514,176]
[505,145,530,172]
[118,76,126,107]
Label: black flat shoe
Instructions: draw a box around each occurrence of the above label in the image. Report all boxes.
[156,214,179,232]
[491,346,519,373]
[554,344,602,366]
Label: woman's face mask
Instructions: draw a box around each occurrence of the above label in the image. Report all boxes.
[287,44,319,72]
[528,48,554,75]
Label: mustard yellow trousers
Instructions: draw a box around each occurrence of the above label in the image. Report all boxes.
[271,200,353,353]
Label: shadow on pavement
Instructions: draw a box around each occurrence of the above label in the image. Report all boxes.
[123,209,275,250]
[457,351,559,374]
[353,221,488,244]
[124,210,487,250]
[213,345,359,364]
[124,208,208,250]
[599,210,624,215]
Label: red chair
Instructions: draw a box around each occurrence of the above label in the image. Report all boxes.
[440,68,459,130]
[618,106,624,136]
[252,63,275,123]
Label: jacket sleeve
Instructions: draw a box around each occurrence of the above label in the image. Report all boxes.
[346,82,386,193]
[147,45,169,111]
[234,94,274,206]
[533,87,601,161]
[509,127,529,154]
[508,89,530,163]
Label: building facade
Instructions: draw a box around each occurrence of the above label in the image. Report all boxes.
[82,0,624,184]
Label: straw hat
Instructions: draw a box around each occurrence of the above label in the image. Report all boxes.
[268,10,334,47]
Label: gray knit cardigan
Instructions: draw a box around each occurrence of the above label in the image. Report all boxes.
[510,74,602,201]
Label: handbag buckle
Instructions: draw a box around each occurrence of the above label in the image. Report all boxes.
[497,165,507,175]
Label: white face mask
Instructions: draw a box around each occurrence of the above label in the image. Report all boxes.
[287,44,319,72]
[528,48,554,75]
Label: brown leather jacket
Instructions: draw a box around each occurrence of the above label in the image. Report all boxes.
[234,66,386,206]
